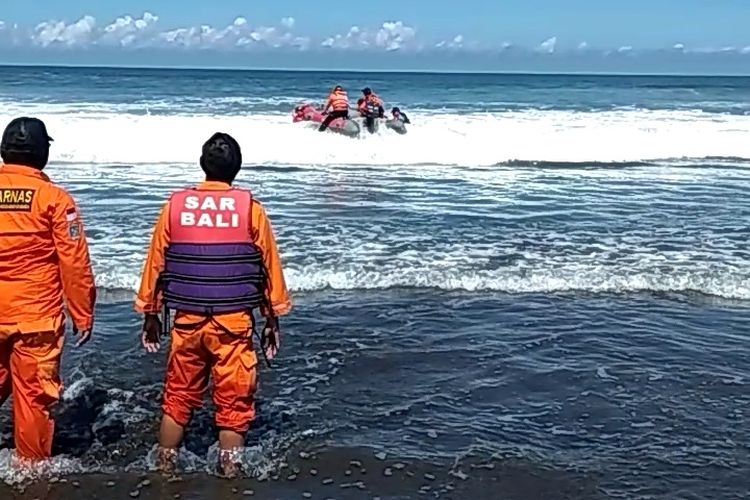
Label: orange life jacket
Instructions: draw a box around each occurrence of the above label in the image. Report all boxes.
[327,90,349,111]
[359,93,382,112]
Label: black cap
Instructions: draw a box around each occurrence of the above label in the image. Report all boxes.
[362,87,372,95]
[1,117,54,155]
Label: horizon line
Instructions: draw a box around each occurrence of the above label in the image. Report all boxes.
[0,62,749,78]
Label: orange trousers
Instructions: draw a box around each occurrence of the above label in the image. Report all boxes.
[162,318,258,434]
[0,317,65,460]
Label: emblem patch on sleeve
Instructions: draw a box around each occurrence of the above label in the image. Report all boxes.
[68,221,81,239]
[0,188,35,211]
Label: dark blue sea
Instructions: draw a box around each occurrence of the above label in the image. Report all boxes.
[0,66,749,499]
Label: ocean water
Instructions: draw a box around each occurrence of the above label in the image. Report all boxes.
[0,66,749,499]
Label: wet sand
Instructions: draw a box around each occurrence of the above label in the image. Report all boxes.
[1,445,601,500]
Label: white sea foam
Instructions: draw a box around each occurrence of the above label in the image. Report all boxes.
[284,263,749,299]
[2,101,750,166]
[2,98,748,302]
[95,242,750,300]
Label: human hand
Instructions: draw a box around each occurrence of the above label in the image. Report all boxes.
[141,314,163,353]
[71,325,92,347]
[262,316,280,360]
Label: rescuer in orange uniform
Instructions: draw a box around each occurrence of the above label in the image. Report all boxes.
[357,87,385,118]
[318,85,350,132]
[135,132,292,477]
[0,117,96,461]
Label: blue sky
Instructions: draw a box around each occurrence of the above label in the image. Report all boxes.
[0,1,749,72]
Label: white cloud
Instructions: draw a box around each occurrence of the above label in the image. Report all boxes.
[156,25,213,48]
[436,34,464,50]
[321,21,416,51]
[375,21,416,51]
[676,45,747,55]
[21,13,315,51]
[538,36,557,54]
[33,15,96,48]
[1,12,749,57]
[320,26,361,49]
[100,12,159,47]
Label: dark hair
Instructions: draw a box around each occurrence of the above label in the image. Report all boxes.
[200,132,242,183]
[1,150,48,170]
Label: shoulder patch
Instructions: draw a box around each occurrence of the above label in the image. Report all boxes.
[68,220,82,240]
[66,207,78,222]
[0,188,35,211]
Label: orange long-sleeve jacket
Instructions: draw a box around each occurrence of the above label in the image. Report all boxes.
[0,164,96,332]
[134,181,292,329]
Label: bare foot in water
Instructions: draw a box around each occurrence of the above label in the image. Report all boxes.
[217,448,243,479]
[156,447,178,477]
[217,460,241,479]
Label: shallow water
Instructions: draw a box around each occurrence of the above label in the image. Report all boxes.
[2,291,749,498]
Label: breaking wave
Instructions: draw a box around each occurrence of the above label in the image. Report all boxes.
[2,101,750,166]
[94,263,750,301]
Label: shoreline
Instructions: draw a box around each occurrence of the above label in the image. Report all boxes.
[2,445,601,500]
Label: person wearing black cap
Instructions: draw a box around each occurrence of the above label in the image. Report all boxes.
[0,117,96,461]
[357,87,385,118]
[391,107,411,124]
[136,132,292,478]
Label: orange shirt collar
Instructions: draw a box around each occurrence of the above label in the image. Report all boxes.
[1,163,50,181]
[197,180,233,190]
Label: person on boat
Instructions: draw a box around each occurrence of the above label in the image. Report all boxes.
[135,132,292,478]
[357,87,384,118]
[319,85,350,132]
[391,107,411,124]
